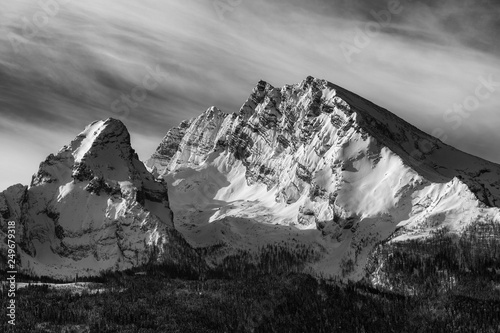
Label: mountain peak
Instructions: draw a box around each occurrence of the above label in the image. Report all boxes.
[68,118,130,163]
[147,77,500,281]
[204,106,227,120]
[237,80,279,121]
[255,79,273,90]
[30,118,137,188]
[2,118,175,278]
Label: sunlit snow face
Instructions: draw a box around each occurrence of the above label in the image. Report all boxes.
[0,0,500,191]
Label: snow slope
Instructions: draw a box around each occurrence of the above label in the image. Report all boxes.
[2,78,498,280]
[0,119,174,279]
[147,77,500,279]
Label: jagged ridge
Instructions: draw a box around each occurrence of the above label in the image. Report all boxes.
[147,76,500,279]
[0,119,175,278]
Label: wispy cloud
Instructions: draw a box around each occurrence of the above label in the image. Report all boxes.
[0,0,499,190]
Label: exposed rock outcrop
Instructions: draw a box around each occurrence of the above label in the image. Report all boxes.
[0,119,175,278]
[147,77,500,279]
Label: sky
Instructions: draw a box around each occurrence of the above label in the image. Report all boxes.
[0,0,499,191]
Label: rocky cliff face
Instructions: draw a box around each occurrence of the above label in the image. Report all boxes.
[0,119,174,279]
[147,76,500,279]
[3,78,498,281]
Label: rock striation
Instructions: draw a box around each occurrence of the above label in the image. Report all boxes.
[0,119,174,278]
[147,77,500,279]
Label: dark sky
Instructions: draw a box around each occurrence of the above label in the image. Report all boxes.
[1,0,499,190]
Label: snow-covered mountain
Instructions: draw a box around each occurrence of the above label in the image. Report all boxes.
[0,119,174,279]
[147,76,500,279]
[2,77,499,281]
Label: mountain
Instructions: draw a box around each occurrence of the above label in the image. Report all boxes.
[0,119,175,279]
[146,76,500,280]
[2,77,499,281]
